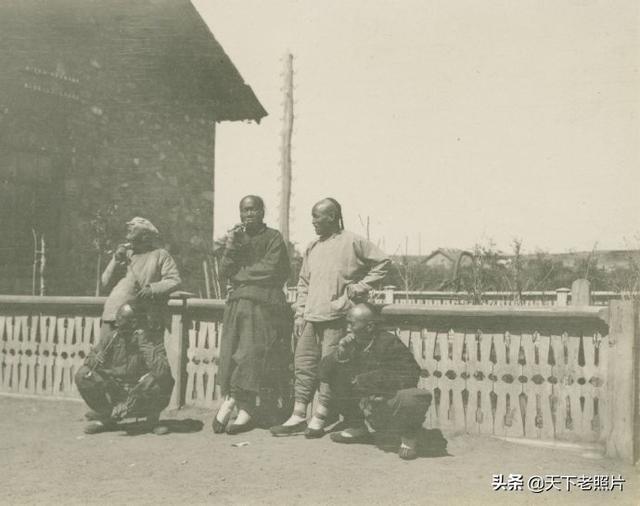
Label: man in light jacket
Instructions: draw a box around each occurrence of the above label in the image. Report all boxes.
[270,198,390,437]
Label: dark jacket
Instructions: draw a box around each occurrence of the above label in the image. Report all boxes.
[319,330,420,397]
[219,225,290,306]
[85,327,172,387]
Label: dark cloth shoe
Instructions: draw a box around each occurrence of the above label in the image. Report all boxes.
[212,410,231,434]
[329,427,373,444]
[152,424,170,436]
[226,419,256,435]
[304,426,325,439]
[269,421,307,436]
[398,445,418,460]
[84,420,115,435]
[84,410,104,421]
[398,434,418,460]
[144,414,170,435]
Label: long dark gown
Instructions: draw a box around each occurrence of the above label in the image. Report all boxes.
[217,225,293,419]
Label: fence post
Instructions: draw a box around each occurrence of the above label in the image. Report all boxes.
[383,285,396,304]
[555,288,570,306]
[571,278,591,306]
[605,300,638,463]
[165,298,189,410]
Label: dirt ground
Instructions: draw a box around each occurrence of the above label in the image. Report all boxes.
[0,396,637,506]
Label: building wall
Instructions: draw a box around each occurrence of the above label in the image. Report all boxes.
[0,1,237,296]
[0,85,217,296]
[58,110,216,296]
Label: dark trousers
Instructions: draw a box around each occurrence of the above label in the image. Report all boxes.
[75,366,174,419]
[331,377,432,436]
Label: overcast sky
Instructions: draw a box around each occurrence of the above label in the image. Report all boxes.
[192,0,639,255]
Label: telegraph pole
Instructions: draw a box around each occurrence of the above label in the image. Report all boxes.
[279,53,294,243]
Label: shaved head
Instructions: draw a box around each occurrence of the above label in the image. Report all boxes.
[346,303,379,342]
[311,197,344,237]
[313,198,339,217]
[239,195,264,210]
[347,303,378,325]
[115,303,139,331]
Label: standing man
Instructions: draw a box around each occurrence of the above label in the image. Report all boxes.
[319,303,432,460]
[213,195,293,434]
[270,198,390,437]
[100,216,181,344]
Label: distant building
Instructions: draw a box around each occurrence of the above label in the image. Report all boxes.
[0,0,266,295]
[424,248,474,270]
[522,250,640,271]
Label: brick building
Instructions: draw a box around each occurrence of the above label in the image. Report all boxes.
[0,0,266,295]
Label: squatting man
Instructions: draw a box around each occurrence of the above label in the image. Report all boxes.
[319,303,431,460]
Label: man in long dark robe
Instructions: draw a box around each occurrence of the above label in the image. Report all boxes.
[213,195,292,434]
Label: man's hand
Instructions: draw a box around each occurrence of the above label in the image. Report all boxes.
[137,285,153,300]
[114,244,129,263]
[95,351,106,366]
[87,350,106,369]
[294,317,306,338]
[225,224,244,249]
[346,283,368,301]
[336,334,355,362]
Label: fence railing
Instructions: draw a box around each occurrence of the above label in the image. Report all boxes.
[285,286,624,306]
[0,294,637,463]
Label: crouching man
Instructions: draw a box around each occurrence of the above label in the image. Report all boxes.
[319,303,431,460]
[75,303,175,435]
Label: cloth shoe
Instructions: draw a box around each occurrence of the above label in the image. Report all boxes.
[304,426,325,439]
[84,410,105,421]
[84,420,115,435]
[226,419,256,435]
[269,420,307,436]
[212,409,232,434]
[145,414,169,435]
[329,426,373,444]
[398,444,418,460]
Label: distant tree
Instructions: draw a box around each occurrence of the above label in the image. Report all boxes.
[459,240,506,303]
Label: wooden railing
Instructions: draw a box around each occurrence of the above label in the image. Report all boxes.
[0,295,637,463]
[286,286,625,306]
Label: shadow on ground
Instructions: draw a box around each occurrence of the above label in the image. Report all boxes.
[110,418,204,436]
[375,428,451,458]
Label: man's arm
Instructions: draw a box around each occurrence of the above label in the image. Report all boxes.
[218,235,244,279]
[100,256,126,290]
[84,330,114,370]
[148,252,181,296]
[349,238,391,296]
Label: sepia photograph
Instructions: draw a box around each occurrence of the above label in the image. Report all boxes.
[0,0,638,504]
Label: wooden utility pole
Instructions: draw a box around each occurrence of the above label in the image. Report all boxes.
[279,53,294,243]
[358,214,370,241]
